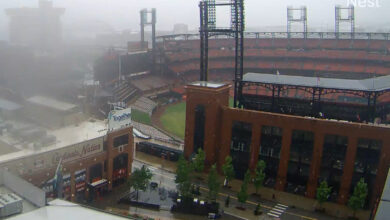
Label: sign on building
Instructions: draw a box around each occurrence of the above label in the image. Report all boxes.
[108,108,132,131]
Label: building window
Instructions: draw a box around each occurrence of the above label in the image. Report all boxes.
[103,141,107,151]
[351,138,382,207]
[104,160,107,172]
[259,126,282,187]
[230,121,252,179]
[113,134,129,148]
[285,130,314,195]
[319,134,348,201]
[193,105,206,153]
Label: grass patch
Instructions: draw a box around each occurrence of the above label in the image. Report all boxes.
[160,102,186,139]
[132,109,152,125]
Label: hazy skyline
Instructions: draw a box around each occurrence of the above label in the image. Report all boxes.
[1,0,389,40]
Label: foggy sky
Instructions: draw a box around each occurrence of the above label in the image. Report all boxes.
[1,0,389,40]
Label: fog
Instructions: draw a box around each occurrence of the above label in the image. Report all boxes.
[1,0,390,41]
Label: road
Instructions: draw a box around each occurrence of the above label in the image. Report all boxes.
[131,159,336,220]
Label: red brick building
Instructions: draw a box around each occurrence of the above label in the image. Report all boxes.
[184,82,390,206]
[0,121,133,202]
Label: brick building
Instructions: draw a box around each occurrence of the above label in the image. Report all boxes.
[0,120,133,202]
[184,81,390,207]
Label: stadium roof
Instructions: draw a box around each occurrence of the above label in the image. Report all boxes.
[243,73,390,92]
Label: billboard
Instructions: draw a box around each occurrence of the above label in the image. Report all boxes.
[108,108,132,131]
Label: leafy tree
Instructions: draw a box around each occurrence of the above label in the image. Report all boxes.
[175,155,193,198]
[253,160,266,195]
[193,148,206,173]
[237,170,251,208]
[316,180,332,209]
[207,164,220,202]
[348,178,368,218]
[128,165,153,201]
[222,156,235,186]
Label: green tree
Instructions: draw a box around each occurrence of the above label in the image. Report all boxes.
[222,156,235,187]
[175,155,193,198]
[316,180,332,209]
[193,148,205,173]
[348,178,368,218]
[253,160,266,195]
[128,165,153,201]
[207,164,220,202]
[237,170,251,208]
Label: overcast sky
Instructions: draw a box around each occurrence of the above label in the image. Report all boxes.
[0,0,389,40]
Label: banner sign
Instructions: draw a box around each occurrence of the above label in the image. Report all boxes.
[108,108,132,131]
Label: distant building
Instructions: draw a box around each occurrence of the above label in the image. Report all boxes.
[173,23,189,35]
[5,0,65,50]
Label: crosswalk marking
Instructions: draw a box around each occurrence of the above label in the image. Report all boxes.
[270,210,283,215]
[267,213,280,218]
[267,203,288,218]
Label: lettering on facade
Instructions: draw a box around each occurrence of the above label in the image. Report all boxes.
[52,143,102,165]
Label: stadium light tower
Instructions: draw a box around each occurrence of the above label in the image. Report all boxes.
[199,0,245,108]
[287,6,307,38]
[140,8,157,73]
[335,5,355,38]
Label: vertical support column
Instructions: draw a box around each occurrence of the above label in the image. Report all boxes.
[275,128,292,191]
[338,136,358,204]
[70,173,76,202]
[306,132,325,198]
[218,117,232,172]
[249,123,262,171]
[370,138,390,207]
[140,9,145,49]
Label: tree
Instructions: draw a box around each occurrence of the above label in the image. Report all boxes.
[316,180,332,209]
[175,155,193,198]
[222,156,235,187]
[348,178,368,218]
[207,164,220,202]
[193,148,205,173]
[237,170,251,208]
[253,160,266,195]
[129,165,153,201]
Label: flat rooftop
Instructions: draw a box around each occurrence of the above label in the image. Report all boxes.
[0,98,22,111]
[7,199,129,220]
[0,119,108,164]
[190,81,227,88]
[27,96,77,112]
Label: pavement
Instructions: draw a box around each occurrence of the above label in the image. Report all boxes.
[84,153,341,220]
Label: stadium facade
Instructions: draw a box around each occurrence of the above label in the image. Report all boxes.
[183,81,390,207]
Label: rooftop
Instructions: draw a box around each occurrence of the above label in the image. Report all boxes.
[0,98,22,111]
[0,119,107,164]
[190,81,227,89]
[26,96,77,112]
[7,199,129,220]
[243,73,390,92]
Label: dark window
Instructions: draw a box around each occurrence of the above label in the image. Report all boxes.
[89,163,103,183]
[104,160,107,172]
[113,134,129,148]
[230,121,252,179]
[103,141,107,151]
[193,105,206,153]
[259,126,282,187]
[319,135,348,201]
[351,138,382,208]
[285,130,314,195]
